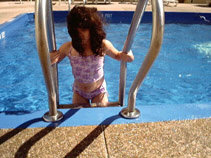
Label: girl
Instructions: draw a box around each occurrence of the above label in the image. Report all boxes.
[51,6,134,106]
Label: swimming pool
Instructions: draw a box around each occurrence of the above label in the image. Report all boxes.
[0,11,210,128]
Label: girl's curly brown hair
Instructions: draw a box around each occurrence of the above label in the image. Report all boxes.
[67,6,106,56]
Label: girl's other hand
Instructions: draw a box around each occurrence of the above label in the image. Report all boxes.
[121,50,134,62]
[50,50,60,65]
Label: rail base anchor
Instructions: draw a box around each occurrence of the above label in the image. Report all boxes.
[43,111,63,122]
[120,107,140,119]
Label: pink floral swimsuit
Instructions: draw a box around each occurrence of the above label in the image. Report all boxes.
[68,50,107,100]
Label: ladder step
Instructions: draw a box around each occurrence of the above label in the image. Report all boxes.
[58,102,120,109]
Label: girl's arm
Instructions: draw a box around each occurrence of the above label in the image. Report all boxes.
[103,39,134,62]
[50,42,71,64]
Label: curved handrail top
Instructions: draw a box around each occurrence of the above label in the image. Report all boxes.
[127,0,165,111]
[119,0,149,106]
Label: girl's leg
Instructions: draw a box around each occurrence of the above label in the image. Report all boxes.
[72,91,89,104]
[91,92,108,106]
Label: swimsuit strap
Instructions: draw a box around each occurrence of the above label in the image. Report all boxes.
[68,45,72,57]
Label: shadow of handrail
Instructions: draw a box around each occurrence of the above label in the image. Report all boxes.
[0,118,42,145]
[1,110,121,157]
[0,109,78,156]
[13,109,79,158]
[64,115,120,158]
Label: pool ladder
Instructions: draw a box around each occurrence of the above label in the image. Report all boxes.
[35,0,164,122]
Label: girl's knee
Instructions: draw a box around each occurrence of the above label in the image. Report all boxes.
[92,93,108,106]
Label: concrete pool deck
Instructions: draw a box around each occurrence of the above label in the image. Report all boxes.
[0,1,211,157]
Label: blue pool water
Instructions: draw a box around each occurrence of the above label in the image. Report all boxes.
[0,14,211,113]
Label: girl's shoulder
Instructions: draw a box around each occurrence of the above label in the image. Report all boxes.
[102,39,110,47]
[102,39,115,53]
[102,39,114,49]
[102,39,111,52]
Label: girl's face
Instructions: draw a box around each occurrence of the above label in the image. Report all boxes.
[77,28,90,44]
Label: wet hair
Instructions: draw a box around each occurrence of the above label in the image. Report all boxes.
[67,6,106,56]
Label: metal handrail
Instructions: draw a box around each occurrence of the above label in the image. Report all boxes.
[35,0,63,122]
[119,0,149,106]
[68,0,71,11]
[120,0,165,118]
